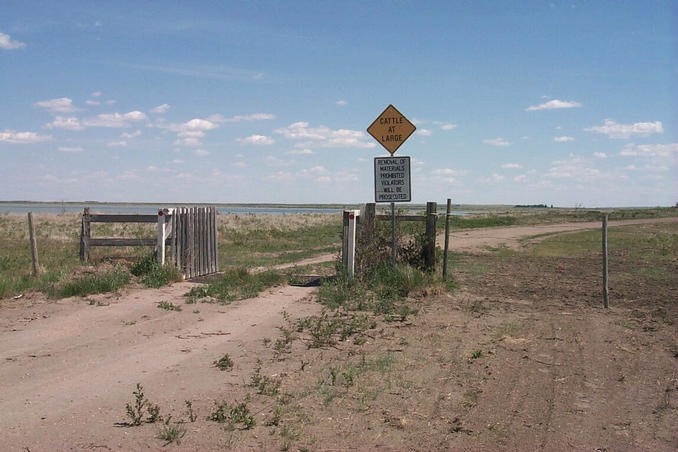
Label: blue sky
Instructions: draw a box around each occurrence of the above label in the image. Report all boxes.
[1,0,676,206]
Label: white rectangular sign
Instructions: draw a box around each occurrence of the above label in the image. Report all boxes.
[374,156,411,203]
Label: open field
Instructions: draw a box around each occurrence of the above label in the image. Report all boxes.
[0,210,676,450]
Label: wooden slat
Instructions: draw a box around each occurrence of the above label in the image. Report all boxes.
[89,238,157,246]
[213,207,219,272]
[200,207,206,276]
[89,214,157,223]
[207,207,213,274]
[375,215,426,222]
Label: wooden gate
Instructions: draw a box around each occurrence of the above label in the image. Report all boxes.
[168,206,219,279]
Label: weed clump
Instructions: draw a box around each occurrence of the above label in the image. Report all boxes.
[131,253,182,288]
[207,400,256,430]
[185,267,284,302]
[124,383,161,426]
[213,354,234,371]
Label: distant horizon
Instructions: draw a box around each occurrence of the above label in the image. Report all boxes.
[1,200,674,210]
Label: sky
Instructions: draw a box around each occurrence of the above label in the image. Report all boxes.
[1,1,676,207]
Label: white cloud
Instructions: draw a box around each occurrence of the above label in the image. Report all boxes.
[208,113,275,123]
[336,100,348,106]
[121,130,142,139]
[299,166,329,178]
[553,136,574,142]
[264,156,294,167]
[171,159,184,164]
[192,149,210,157]
[286,148,314,155]
[274,122,376,149]
[526,99,582,111]
[584,119,663,139]
[33,97,79,113]
[44,116,84,131]
[107,140,127,147]
[440,123,457,130]
[479,173,505,183]
[266,171,294,182]
[232,161,247,168]
[417,128,432,136]
[86,100,101,106]
[483,137,511,147]
[0,129,52,144]
[619,143,678,157]
[91,91,102,97]
[164,118,219,147]
[83,110,147,128]
[237,134,275,145]
[501,163,522,169]
[150,104,170,114]
[624,164,669,173]
[58,146,83,153]
[593,152,607,159]
[544,156,600,179]
[0,32,25,49]
[432,168,466,176]
[514,174,527,182]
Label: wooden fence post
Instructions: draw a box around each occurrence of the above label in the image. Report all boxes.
[602,214,609,308]
[442,198,451,281]
[342,210,350,271]
[424,202,437,271]
[27,212,40,276]
[79,207,91,262]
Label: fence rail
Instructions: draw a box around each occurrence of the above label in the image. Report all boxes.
[79,206,218,279]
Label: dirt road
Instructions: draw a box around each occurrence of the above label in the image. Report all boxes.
[0,218,675,450]
[437,216,678,252]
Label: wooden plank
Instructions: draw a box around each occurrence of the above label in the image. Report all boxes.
[213,207,219,272]
[199,207,205,276]
[89,238,157,246]
[375,215,426,222]
[89,214,157,223]
[188,208,195,279]
[208,207,215,274]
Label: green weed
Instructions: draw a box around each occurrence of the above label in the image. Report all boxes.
[207,400,256,430]
[124,383,161,426]
[157,300,182,311]
[213,354,234,371]
[54,266,130,298]
[185,267,284,302]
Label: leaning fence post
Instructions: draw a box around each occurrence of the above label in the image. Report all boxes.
[602,214,609,308]
[424,202,437,271]
[27,212,40,276]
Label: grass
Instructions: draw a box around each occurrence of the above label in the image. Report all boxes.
[131,253,183,288]
[186,267,284,302]
[52,266,130,298]
[529,223,678,260]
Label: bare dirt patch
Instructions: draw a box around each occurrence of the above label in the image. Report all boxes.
[1,219,676,451]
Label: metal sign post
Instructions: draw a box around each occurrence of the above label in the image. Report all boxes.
[368,105,416,268]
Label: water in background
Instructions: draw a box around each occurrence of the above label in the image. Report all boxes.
[0,202,471,216]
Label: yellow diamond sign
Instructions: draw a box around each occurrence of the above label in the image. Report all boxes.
[367,104,416,155]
